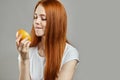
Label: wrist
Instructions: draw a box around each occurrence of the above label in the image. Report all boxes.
[19,54,29,61]
[20,59,30,65]
[19,56,29,62]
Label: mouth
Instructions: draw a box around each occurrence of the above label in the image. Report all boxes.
[35,26,43,29]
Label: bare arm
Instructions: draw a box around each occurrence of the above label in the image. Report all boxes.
[19,59,31,80]
[16,32,31,80]
[56,60,78,80]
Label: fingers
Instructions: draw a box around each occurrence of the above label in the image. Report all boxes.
[26,41,31,49]
[16,30,31,51]
[21,40,31,53]
[19,37,29,47]
[16,36,31,53]
[16,34,22,47]
[16,31,18,38]
[15,32,31,60]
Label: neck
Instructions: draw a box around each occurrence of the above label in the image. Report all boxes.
[38,37,45,57]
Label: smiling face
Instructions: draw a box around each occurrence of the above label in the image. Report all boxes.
[33,4,47,37]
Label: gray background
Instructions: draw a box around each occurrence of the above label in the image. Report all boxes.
[0,0,120,80]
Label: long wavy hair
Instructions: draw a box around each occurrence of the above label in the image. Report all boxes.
[30,0,68,80]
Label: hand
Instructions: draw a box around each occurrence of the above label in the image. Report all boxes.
[16,32,31,61]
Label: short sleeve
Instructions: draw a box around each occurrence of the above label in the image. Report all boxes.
[62,44,80,66]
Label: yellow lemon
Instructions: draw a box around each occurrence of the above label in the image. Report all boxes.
[17,29,31,41]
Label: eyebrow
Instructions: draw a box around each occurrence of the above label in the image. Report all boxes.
[34,13,46,17]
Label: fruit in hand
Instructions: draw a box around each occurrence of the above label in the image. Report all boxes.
[17,29,31,41]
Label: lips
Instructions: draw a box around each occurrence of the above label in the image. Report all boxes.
[35,26,43,29]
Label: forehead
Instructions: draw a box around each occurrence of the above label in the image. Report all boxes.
[35,5,46,15]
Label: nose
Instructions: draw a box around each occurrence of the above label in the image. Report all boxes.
[35,17,41,25]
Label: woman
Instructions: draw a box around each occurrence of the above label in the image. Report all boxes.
[16,0,80,80]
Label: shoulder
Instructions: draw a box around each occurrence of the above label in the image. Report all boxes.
[58,43,80,79]
[61,43,80,66]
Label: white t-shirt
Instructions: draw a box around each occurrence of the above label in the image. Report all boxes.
[18,43,80,80]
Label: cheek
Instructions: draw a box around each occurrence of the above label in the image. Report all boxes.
[42,22,46,29]
[33,21,35,26]
[43,21,46,27]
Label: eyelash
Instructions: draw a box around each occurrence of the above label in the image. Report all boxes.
[34,16,47,21]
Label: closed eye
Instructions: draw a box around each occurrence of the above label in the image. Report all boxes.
[33,14,47,21]
[41,17,47,21]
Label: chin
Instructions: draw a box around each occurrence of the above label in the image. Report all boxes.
[36,33,44,37]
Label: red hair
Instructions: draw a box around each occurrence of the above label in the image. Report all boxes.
[30,0,68,80]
